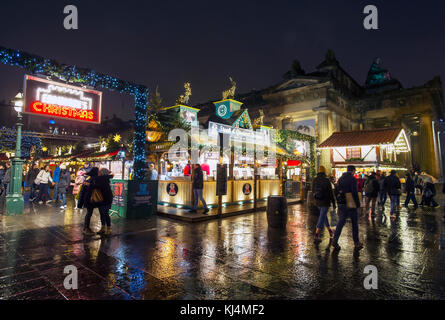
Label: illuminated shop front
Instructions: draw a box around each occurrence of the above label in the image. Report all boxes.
[155,99,282,209]
[318,127,411,179]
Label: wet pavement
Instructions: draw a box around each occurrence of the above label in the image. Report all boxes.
[0,195,444,300]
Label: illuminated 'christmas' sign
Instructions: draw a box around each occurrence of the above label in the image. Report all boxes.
[23,75,102,123]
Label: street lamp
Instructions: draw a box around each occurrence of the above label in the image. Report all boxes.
[6,92,25,215]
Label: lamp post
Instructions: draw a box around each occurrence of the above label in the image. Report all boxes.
[6,93,25,215]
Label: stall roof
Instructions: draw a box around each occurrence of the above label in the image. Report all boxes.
[318,127,403,148]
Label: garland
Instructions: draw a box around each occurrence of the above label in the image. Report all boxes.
[0,46,147,180]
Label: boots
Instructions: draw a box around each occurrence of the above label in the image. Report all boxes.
[104,226,112,235]
[97,226,106,235]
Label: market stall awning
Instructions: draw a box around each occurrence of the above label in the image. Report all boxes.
[318,127,404,148]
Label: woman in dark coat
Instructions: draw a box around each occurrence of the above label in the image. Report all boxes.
[81,167,114,235]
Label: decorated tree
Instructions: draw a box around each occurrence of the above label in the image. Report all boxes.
[0,127,42,158]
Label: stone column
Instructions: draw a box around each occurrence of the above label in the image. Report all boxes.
[418,113,436,176]
[316,109,332,173]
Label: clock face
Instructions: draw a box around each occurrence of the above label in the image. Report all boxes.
[217,104,228,117]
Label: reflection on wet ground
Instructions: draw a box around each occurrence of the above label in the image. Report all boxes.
[0,197,444,300]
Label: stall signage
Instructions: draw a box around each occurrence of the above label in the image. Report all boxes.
[166,182,178,196]
[208,122,269,145]
[130,181,153,206]
[242,183,252,195]
[23,75,102,124]
[112,182,125,208]
[216,164,227,195]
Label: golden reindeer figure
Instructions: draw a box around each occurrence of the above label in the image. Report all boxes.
[222,77,236,100]
[176,82,192,105]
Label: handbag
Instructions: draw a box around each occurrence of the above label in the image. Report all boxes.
[91,188,104,203]
[346,192,361,208]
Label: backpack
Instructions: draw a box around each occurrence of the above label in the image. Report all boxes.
[365,179,374,194]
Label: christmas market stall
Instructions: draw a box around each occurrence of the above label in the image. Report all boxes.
[317,127,411,179]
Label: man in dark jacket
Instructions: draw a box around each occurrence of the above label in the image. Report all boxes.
[25,163,40,201]
[312,166,336,243]
[3,162,11,195]
[57,165,71,209]
[404,171,418,210]
[332,165,363,252]
[364,172,380,215]
[189,164,209,214]
[384,170,401,217]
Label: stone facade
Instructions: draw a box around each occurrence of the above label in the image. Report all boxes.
[196,50,445,178]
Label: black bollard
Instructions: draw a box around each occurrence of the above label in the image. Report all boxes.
[267,195,288,228]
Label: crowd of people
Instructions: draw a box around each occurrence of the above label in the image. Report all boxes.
[0,161,115,237]
[312,165,444,252]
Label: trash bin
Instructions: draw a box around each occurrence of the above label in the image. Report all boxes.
[267,195,288,228]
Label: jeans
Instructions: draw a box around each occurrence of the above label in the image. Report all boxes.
[99,205,111,227]
[378,191,387,206]
[52,184,59,201]
[4,183,9,196]
[404,191,418,208]
[316,206,330,229]
[37,183,49,203]
[333,205,359,245]
[193,188,207,210]
[84,207,94,229]
[389,195,398,214]
[30,183,38,199]
[59,191,67,206]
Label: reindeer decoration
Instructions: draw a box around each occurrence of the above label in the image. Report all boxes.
[176,82,192,105]
[222,77,236,100]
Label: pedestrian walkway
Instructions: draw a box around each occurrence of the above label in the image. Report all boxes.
[0,195,444,299]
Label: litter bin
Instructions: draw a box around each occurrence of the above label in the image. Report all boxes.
[267,195,288,228]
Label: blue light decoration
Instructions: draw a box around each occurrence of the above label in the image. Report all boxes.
[0,46,148,179]
[0,127,42,158]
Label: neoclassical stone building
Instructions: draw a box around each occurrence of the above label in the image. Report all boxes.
[196,50,445,178]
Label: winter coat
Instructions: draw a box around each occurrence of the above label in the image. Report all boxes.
[25,168,39,186]
[57,170,71,193]
[3,168,11,184]
[312,172,336,208]
[405,175,415,193]
[384,174,401,195]
[77,175,92,209]
[83,175,114,208]
[35,170,53,184]
[52,167,61,183]
[192,168,204,189]
[72,171,85,195]
[0,169,5,183]
[335,171,360,208]
[364,176,380,198]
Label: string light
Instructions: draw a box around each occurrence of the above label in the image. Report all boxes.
[0,46,148,180]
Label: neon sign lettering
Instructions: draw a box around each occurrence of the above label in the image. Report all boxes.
[23,75,102,124]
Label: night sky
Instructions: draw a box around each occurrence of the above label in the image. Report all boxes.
[1,0,444,121]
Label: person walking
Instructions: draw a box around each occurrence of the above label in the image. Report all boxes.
[377,172,387,208]
[332,165,363,252]
[189,164,209,214]
[150,163,158,180]
[312,166,336,243]
[72,169,86,209]
[384,170,401,218]
[3,162,11,195]
[25,163,40,201]
[364,172,380,216]
[420,172,440,208]
[49,163,61,203]
[94,168,114,235]
[404,171,418,210]
[35,165,54,204]
[57,165,71,209]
